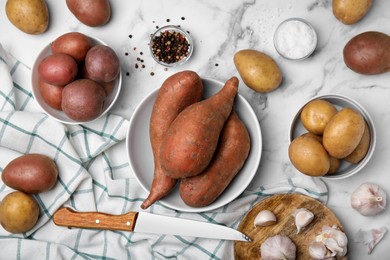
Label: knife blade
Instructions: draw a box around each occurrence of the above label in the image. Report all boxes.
[53,208,251,242]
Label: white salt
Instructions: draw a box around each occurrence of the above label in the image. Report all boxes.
[274,18,317,60]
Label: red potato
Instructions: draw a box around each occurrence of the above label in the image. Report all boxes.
[62,79,106,121]
[79,62,115,96]
[39,78,64,110]
[343,31,390,75]
[2,154,58,194]
[38,53,78,86]
[85,45,120,83]
[179,112,251,207]
[141,71,203,209]
[159,77,239,179]
[51,32,92,62]
[66,0,111,27]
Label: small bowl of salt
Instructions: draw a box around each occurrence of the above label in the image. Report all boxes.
[273,18,317,60]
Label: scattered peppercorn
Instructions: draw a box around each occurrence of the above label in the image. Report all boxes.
[181,17,185,20]
[126,72,130,76]
[151,30,190,64]
[215,63,219,67]
[150,72,155,76]
[125,52,129,56]
[140,52,143,55]
[129,35,133,38]
[166,19,170,22]
[135,64,139,69]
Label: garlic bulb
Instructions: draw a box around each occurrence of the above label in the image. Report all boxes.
[315,225,348,257]
[292,208,314,234]
[261,235,296,260]
[254,210,277,227]
[351,182,387,216]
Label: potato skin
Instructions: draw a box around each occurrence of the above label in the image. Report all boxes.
[234,49,282,93]
[39,79,63,110]
[300,99,337,135]
[333,0,372,25]
[5,0,49,35]
[344,121,370,163]
[159,77,239,179]
[179,112,250,207]
[2,154,58,194]
[38,53,78,86]
[141,71,203,209]
[343,31,390,75]
[0,191,40,233]
[323,108,365,159]
[51,32,92,62]
[61,79,106,121]
[85,45,120,83]
[289,134,330,177]
[66,0,111,27]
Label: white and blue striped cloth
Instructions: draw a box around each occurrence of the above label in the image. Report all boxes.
[0,44,328,260]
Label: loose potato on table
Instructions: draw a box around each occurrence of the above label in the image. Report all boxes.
[323,108,365,159]
[343,31,390,75]
[234,49,282,93]
[5,0,49,35]
[2,154,58,194]
[66,0,111,27]
[333,0,372,25]
[0,191,40,233]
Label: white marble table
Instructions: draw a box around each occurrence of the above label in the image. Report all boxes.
[1,0,389,258]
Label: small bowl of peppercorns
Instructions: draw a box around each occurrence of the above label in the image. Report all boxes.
[150,25,193,67]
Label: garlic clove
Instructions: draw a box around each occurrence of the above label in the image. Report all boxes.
[354,226,387,254]
[351,182,387,216]
[260,235,296,260]
[292,208,314,234]
[254,210,277,227]
[309,241,334,259]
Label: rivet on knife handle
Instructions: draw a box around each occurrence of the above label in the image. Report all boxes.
[53,207,138,232]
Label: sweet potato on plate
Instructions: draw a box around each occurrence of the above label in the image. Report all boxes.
[179,111,251,207]
[141,71,203,209]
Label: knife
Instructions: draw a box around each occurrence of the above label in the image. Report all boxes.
[53,208,251,242]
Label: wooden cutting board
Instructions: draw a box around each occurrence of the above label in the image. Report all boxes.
[234,193,347,259]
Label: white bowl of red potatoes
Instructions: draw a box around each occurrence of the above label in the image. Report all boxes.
[31,32,122,124]
[289,94,376,180]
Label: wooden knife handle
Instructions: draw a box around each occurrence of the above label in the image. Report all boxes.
[53,208,138,232]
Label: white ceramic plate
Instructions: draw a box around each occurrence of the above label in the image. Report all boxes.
[31,36,122,124]
[126,78,262,212]
[289,94,376,179]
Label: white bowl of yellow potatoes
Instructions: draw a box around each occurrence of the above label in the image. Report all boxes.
[289,94,376,180]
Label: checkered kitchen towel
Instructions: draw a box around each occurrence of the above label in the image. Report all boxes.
[0,44,328,260]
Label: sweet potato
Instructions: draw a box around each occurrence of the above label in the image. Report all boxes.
[141,71,203,209]
[179,111,250,207]
[159,77,239,179]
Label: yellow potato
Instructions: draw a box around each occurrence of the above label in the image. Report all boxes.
[333,0,372,25]
[327,156,341,175]
[300,99,338,135]
[6,0,49,35]
[234,49,282,93]
[323,108,365,159]
[344,121,370,163]
[289,135,330,177]
[0,191,40,233]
